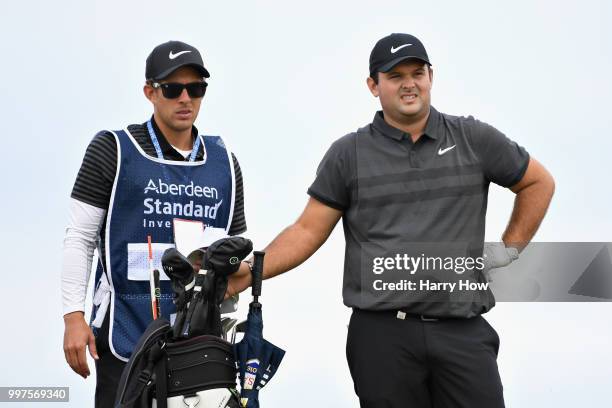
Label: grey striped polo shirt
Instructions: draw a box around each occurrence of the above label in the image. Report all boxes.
[308,106,529,317]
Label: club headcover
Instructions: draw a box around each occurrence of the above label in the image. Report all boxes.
[203,237,253,277]
[215,276,229,305]
[162,248,195,286]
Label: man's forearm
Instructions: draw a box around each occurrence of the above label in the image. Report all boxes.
[262,222,328,279]
[256,197,342,280]
[503,175,555,250]
[227,198,341,296]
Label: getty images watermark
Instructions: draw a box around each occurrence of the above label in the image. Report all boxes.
[362,243,612,303]
[371,253,488,293]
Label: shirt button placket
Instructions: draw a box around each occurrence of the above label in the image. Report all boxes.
[409,149,419,168]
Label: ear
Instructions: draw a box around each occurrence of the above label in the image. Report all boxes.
[428,65,434,85]
[366,76,379,97]
[143,83,156,103]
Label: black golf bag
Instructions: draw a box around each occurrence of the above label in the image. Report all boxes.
[115,237,253,408]
[114,318,240,408]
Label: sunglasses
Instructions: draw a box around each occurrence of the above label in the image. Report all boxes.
[151,81,208,99]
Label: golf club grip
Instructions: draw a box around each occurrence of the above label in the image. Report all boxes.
[153,269,161,318]
[252,251,265,297]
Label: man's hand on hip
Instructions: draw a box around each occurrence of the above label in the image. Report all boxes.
[482,242,519,282]
[63,311,98,379]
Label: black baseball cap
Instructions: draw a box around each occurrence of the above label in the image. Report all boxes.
[369,33,431,77]
[145,40,210,81]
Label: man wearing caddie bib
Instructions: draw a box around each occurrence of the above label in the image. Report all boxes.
[61,41,247,407]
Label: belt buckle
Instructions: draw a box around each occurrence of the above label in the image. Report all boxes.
[420,315,439,322]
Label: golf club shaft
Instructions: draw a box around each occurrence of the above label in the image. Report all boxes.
[147,235,158,319]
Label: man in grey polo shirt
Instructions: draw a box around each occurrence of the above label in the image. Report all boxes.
[228,33,555,407]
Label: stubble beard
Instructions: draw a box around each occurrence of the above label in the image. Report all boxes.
[161,110,196,133]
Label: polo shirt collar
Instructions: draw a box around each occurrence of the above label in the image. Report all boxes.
[147,115,203,160]
[372,106,440,141]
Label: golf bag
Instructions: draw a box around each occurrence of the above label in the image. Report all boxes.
[115,237,254,408]
[115,318,240,408]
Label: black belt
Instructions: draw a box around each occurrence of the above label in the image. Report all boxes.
[353,308,473,322]
[397,311,443,322]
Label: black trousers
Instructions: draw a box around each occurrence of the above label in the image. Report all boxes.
[94,312,127,408]
[346,309,505,408]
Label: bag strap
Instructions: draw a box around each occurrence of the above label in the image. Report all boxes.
[120,342,164,406]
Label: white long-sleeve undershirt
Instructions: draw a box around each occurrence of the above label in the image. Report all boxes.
[61,198,106,316]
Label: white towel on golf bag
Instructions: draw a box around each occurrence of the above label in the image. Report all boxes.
[152,388,233,408]
[91,274,111,328]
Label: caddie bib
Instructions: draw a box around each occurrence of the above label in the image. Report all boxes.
[91,126,235,361]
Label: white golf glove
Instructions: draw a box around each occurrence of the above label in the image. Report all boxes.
[482,243,519,282]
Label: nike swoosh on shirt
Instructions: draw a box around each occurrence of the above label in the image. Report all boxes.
[390,44,412,53]
[169,50,191,60]
[438,145,456,155]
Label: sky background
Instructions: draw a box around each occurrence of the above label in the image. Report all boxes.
[1,0,611,406]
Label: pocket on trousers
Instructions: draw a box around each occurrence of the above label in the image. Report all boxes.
[94,309,111,354]
[345,312,354,363]
[480,316,500,355]
[345,311,360,395]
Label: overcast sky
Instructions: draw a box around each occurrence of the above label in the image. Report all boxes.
[1,0,611,406]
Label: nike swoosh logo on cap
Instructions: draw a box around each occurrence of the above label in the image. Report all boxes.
[438,145,456,155]
[390,44,412,53]
[169,50,191,60]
